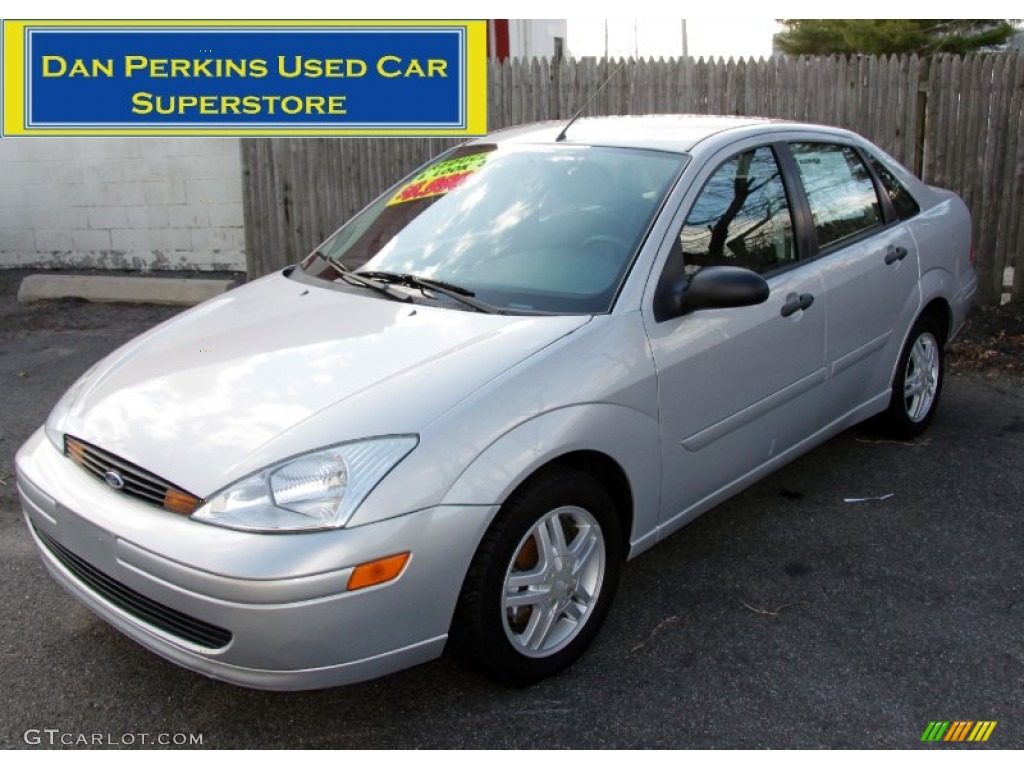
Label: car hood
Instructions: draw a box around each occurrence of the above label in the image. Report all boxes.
[60,272,590,495]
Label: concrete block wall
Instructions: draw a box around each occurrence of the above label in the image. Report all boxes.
[0,138,245,272]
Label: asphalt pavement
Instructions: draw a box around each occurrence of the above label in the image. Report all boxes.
[1,269,1021,749]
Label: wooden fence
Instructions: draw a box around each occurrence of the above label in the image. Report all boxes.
[241,54,1024,303]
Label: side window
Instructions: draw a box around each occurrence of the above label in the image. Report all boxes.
[866,153,921,220]
[678,146,796,276]
[791,143,883,250]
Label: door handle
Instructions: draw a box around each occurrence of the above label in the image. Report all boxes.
[885,245,908,265]
[780,293,814,317]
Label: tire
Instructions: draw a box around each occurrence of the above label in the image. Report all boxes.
[881,314,945,439]
[450,466,623,686]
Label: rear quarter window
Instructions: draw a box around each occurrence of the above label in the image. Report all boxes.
[866,153,921,221]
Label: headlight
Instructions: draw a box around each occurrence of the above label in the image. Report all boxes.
[191,437,417,532]
[45,363,101,452]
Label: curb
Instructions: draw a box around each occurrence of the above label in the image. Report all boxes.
[17,274,236,306]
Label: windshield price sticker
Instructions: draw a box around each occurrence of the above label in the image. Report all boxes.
[387,152,489,206]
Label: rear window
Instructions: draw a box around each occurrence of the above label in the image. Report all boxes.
[791,142,883,251]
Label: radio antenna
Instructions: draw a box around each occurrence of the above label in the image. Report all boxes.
[555,58,628,142]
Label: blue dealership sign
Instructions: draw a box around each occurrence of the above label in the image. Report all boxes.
[3,20,488,136]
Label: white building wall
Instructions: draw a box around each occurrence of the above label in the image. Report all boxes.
[508,20,568,60]
[0,138,245,271]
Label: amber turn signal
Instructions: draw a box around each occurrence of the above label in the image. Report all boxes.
[66,438,87,464]
[164,488,201,515]
[347,552,410,591]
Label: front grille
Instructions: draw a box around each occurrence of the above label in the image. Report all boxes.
[64,436,202,515]
[34,525,232,650]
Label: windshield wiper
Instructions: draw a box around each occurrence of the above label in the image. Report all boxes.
[313,252,412,304]
[356,271,501,314]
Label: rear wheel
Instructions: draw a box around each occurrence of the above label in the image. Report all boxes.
[451,466,623,686]
[881,314,945,439]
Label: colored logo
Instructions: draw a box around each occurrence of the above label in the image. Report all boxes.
[102,470,125,490]
[920,721,997,743]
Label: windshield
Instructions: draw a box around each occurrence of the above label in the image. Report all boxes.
[298,143,687,313]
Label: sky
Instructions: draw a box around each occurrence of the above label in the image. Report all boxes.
[567,19,783,61]
[3,4,1017,62]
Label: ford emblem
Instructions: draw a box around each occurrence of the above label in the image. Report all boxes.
[103,470,125,490]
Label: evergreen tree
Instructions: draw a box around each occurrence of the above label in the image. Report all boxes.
[774,20,1015,56]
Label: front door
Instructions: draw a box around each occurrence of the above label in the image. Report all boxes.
[643,145,827,535]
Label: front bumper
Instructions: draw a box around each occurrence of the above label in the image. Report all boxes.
[16,428,496,690]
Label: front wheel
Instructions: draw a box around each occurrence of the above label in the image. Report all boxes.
[881,315,945,439]
[450,466,623,686]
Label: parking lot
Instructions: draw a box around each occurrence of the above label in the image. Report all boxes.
[1,269,1021,749]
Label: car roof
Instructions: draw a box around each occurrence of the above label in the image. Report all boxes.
[470,114,857,154]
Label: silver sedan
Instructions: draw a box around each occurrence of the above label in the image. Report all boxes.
[17,115,976,689]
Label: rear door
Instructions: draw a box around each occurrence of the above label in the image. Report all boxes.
[786,142,921,424]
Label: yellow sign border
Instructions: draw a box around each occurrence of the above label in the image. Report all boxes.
[2,19,487,137]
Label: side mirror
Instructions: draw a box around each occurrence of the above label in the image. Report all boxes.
[655,266,769,321]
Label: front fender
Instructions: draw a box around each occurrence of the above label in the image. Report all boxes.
[440,403,662,556]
